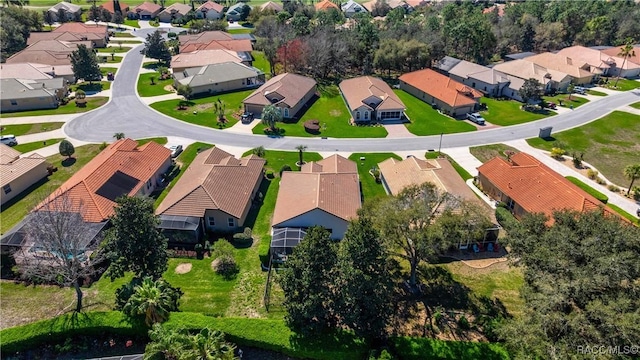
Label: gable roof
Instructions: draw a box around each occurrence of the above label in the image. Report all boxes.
[132,1,162,13]
[260,1,283,12]
[179,39,252,53]
[227,2,248,13]
[197,0,224,12]
[363,0,409,12]
[171,49,243,69]
[436,56,463,73]
[525,52,593,80]
[477,152,620,224]
[339,76,405,112]
[315,0,340,11]
[27,31,104,46]
[341,0,366,12]
[601,45,640,67]
[272,155,361,225]
[53,23,108,35]
[0,78,63,99]
[48,2,82,13]
[6,40,91,66]
[492,59,572,84]
[178,31,235,48]
[399,69,482,108]
[174,62,263,88]
[160,2,192,16]
[448,60,511,85]
[243,72,317,108]
[0,146,47,188]
[482,4,505,17]
[156,147,265,219]
[0,63,54,80]
[101,0,129,14]
[36,139,170,223]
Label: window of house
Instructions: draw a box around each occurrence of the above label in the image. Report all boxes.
[284,108,289,118]
[147,179,152,189]
[507,198,515,210]
[356,111,360,120]
[472,82,476,87]
[364,111,369,120]
[10,100,17,106]
[208,217,215,226]
[3,184,11,194]
[228,218,235,227]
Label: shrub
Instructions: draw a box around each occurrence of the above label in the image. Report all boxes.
[596,177,607,185]
[99,141,108,150]
[607,184,620,192]
[587,169,599,180]
[495,207,517,230]
[204,240,211,253]
[212,239,234,259]
[633,186,640,201]
[167,32,177,38]
[571,152,583,168]
[233,227,253,246]
[457,315,470,330]
[212,256,238,279]
[279,164,291,177]
[550,147,566,159]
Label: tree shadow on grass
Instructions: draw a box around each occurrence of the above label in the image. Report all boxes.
[61,158,76,167]
[289,330,367,358]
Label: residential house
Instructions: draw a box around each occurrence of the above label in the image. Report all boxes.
[399,68,482,117]
[53,22,110,45]
[47,2,82,22]
[341,0,367,17]
[128,1,162,19]
[156,147,265,243]
[435,56,463,75]
[403,0,425,10]
[0,144,49,206]
[339,76,405,123]
[315,0,340,11]
[101,0,129,15]
[260,1,283,12]
[5,40,92,68]
[601,45,640,67]
[446,59,511,97]
[179,39,253,54]
[173,62,264,96]
[482,4,505,17]
[226,2,249,21]
[525,52,594,85]
[171,49,248,72]
[243,72,317,119]
[477,152,621,225]
[492,59,572,93]
[1,78,67,113]
[501,75,525,102]
[0,62,75,83]
[28,31,107,48]
[195,1,224,20]
[363,0,412,13]
[271,155,361,249]
[504,52,536,61]
[158,3,192,23]
[179,30,234,46]
[557,45,640,78]
[35,139,171,223]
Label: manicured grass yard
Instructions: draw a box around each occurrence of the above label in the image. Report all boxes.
[480,97,556,126]
[13,139,64,154]
[586,89,607,96]
[0,122,64,136]
[544,94,589,108]
[348,153,400,201]
[565,176,608,204]
[99,56,123,64]
[253,86,388,138]
[602,77,640,91]
[100,67,118,76]
[469,144,519,163]
[137,137,167,146]
[123,19,140,28]
[71,81,111,93]
[151,90,253,129]
[0,97,108,118]
[252,51,271,77]
[137,73,174,97]
[0,144,103,235]
[395,90,476,136]
[97,47,132,53]
[228,28,254,34]
[113,32,135,38]
[527,111,640,185]
[630,101,640,109]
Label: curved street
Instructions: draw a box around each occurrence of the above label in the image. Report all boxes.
[64,36,640,153]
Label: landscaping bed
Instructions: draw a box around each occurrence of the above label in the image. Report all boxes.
[480,97,555,126]
[395,90,476,135]
[71,81,111,93]
[0,97,108,118]
[97,47,132,53]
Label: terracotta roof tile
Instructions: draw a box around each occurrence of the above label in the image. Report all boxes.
[558,45,640,72]
[315,0,340,10]
[133,1,162,13]
[339,76,405,112]
[180,39,252,53]
[171,49,243,69]
[260,1,283,11]
[399,69,482,108]
[36,139,170,223]
[101,0,129,14]
[53,23,108,35]
[156,147,265,220]
[197,1,224,12]
[179,31,234,44]
[601,46,640,67]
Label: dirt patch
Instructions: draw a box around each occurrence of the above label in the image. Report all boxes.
[174,263,192,274]
[195,103,214,111]
[329,109,341,117]
[163,85,175,92]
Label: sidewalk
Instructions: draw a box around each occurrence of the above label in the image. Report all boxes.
[442,147,484,177]
[140,93,181,105]
[383,123,416,138]
[1,114,77,125]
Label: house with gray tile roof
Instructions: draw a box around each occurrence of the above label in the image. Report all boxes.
[47,2,82,22]
[226,2,250,21]
[448,59,511,98]
[173,62,265,96]
[1,78,66,113]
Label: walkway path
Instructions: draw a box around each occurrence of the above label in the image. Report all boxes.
[140,93,181,105]
[383,123,416,138]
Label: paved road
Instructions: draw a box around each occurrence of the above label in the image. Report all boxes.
[64,40,640,152]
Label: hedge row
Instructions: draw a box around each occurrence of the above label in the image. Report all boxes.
[565,176,608,204]
[0,312,510,359]
[495,207,518,231]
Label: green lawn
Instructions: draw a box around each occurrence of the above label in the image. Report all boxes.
[13,139,64,154]
[426,152,473,180]
[586,89,608,96]
[99,56,123,64]
[137,137,168,146]
[630,102,640,109]
[0,122,64,136]
[527,111,640,185]
[0,144,103,235]
[544,94,589,108]
[113,32,135,38]
[469,144,519,163]
[100,67,118,76]
[252,51,271,76]
[123,19,140,28]
[480,97,556,126]
[142,61,162,70]
[565,176,608,203]
[606,204,639,225]
[396,90,476,135]
[96,47,132,53]
[241,149,323,176]
[228,28,254,34]
[71,81,111,93]
[137,73,174,97]
[0,97,108,118]
[602,77,640,91]
[348,153,400,201]
[150,90,253,129]
[253,85,388,138]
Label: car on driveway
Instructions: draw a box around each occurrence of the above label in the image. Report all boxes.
[466,113,486,125]
[1,135,18,146]
[241,112,254,123]
[573,86,586,95]
[168,144,183,158]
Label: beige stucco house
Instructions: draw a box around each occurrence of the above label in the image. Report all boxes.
[339,76,405,123]
[243,73,317,119]
[0,144,49,206]
[173,62,264,96]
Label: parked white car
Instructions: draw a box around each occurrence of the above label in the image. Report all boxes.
[466,113,486,125]
[0,135,18,146]
[168,144,183,158]
[573,86,587,95]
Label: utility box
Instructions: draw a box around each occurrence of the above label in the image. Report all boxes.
[539,127,552,139]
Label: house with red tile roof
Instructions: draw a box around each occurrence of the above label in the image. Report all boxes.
[315,0,340,11]
[179,39,252,54]
[399,68,482,117]
[101,0,129,15]
[271,155,361,242]
[339,76,405,123]
[196,1,224,20]
[28,31,107,48]
[557,45,640,78]
[128,1,161,20]
[601,45,640,75]
[36,139,171,223]
[156,147,265,242]
[53,23,109,45]
[477,152,620,225]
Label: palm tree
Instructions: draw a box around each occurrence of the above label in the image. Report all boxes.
[624,164,640,195]
[213,98,226,126]
[185,328,236,360]
[144,324,191,360]
[261,104,282,131]
[113,132,125,140]
[614,39,636,88]
[122,277,177,326]
[295,145,307,166]
[144,324,236,360]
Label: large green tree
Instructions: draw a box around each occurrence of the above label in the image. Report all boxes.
[279,226,338,336]
[145,324,236,360]
[498,210,640,360]
[70,44,102,84]
[143,30,171,66]
[104,196,168,280]
[519,78,543,106]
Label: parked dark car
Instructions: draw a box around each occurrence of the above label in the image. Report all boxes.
[241,112,254,123]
